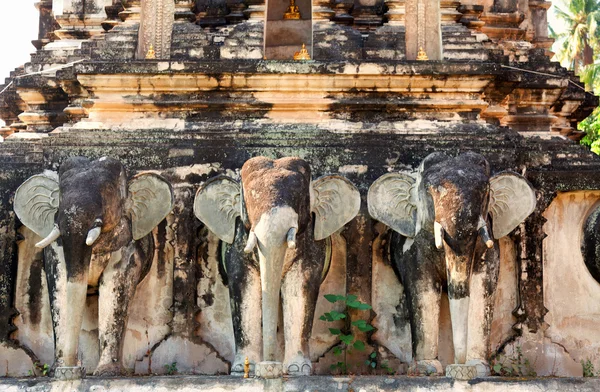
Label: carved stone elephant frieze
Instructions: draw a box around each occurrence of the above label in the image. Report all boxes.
[194,157,361,376]
[368,152,536,376]
[13,157,174,377]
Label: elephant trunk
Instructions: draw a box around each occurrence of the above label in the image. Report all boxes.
[253,206,299,362]
[444,245,473,365]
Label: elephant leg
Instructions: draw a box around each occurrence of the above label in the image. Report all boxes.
[226,222,262,375]
[281,232,325,376]
[400,240,444,375]
[95,243,147,376]
[44,243,88,371]
[466,246,500,376]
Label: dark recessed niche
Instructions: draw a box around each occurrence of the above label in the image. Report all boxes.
[582,203,600,284]
[264,0,312,60]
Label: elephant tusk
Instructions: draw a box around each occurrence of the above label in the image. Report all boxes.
[35,224,60,248]
[478,216,494,249]
[244,231,257,253]
[434,222,444,250]
[86,227,102,246]
[287,227,297,249]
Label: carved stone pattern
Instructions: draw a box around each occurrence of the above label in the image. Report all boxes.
[417,0,424,49]
[54,366,86,381]
[138,0,175,59]
[446,364,478,380]
[255,361,283,379]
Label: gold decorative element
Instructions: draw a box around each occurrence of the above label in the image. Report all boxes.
[293,43,311,60]
[416,47,428,61]
[146,44,156,59]
[244,357,250,378]
[284,0,301,19]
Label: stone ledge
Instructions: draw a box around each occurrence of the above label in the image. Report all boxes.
[0,376,599,392]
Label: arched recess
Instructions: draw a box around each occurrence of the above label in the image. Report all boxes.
[264,0,313,59]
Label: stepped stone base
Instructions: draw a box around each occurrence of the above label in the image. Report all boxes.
[1,375,600,391]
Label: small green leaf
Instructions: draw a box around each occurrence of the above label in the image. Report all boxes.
[329,328,341,335]
[346,294,358,302]
[340,334,354,345]
[329,311,346,321]
[356,303,373,310]
[322,313,334,322]
[353,340,366,351]
[371,362,376,368]
[324,294,340,303]
[330,364,338,371]
[352,320,367,328]
[346,300,361,308]
[493,364,502,373]
[358,324,375,332]
[319,315,326,321]
[333,346,343,356]
[365,360,371,366]
[370,352,377,359]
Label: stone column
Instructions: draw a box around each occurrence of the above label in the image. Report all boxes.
[245,0,266,21]
[529,0,553,52]
[51,0,112,45]
[32,1,58,49]
[384,0,405,25]
[174,0,196,21]
[351,0,383,31]
[196,0,228,28]
[405,0,442,59]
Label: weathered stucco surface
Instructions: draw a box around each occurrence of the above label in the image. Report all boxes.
[543,191,600,374]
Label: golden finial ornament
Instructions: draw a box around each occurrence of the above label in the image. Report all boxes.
[146,44,156,59]
[416,47,428,61]
[283,0,301,19]
[243,357,250,378]
[293,43,311,61]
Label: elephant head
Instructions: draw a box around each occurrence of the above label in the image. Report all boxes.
[368,152,536,367]
[13,156,174,375]
[194,157,360,372]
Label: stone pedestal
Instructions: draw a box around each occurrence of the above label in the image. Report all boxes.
[54,366,86,381]
[446,364,478,380]
[255,361,283,379]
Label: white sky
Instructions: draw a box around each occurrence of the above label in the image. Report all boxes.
[0,1,38,127]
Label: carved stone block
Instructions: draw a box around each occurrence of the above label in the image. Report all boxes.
[54,366,86,380]
[255,361,283,379]
[446,364,478,380]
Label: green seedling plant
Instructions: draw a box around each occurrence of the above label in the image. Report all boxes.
[29,362,49,377]
[164,362,178,375]
[320,294,375,374]
[491,346,536,377]
[365,351,396,375]
[581,359,599,377]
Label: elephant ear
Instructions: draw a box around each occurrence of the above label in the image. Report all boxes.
[128,173,175,241]
[13,171,60,238]
[311,175,361,241]
[367,172,417,238]
[488,172,536,239]
[194,176,241,244]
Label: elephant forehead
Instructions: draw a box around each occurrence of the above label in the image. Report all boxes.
[424,163,489,191]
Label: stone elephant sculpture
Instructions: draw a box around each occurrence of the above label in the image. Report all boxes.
[368,152,536,375]
[194,157,360,376]
[13,157,174,377]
